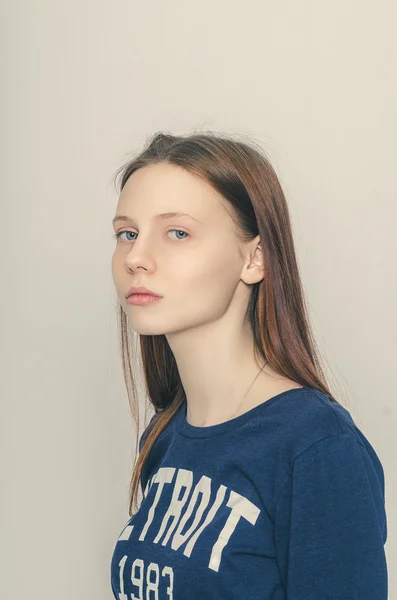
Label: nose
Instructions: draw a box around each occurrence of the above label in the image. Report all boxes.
[124,240,155,272]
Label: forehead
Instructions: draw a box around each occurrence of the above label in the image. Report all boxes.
[117,163,228,219]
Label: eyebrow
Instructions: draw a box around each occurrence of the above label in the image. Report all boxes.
[112,212,201,225]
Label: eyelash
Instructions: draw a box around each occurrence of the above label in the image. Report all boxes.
[112,229,190,242]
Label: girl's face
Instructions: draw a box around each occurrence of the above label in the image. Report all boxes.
[111,162,251,336]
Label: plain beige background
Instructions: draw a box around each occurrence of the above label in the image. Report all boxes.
[2,1,396,598]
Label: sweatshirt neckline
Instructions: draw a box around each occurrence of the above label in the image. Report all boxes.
[175,386,310,439]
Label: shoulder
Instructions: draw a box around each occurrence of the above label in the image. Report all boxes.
[270,389,386,515]
[268,386,358,457]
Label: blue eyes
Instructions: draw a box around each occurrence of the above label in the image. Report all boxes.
[112,229,189,242]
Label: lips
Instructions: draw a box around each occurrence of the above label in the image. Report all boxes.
[125,285,162,298]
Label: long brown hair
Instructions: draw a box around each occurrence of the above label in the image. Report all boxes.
[112,130,343,517]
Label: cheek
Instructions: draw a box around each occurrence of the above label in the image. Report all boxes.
[191,245,239,281]
[176,252,240,305]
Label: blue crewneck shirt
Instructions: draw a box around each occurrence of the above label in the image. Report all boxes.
[110,386,388,599]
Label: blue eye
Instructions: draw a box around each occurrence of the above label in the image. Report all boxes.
[112,229,189,241]
[112,231,135,241]
[168,229,189,240]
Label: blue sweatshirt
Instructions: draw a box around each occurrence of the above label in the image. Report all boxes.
[110,386,388,599]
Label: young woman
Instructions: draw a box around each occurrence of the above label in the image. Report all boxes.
[110,132,388,599]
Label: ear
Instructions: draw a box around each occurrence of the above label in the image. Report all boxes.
[241,235,265,285]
